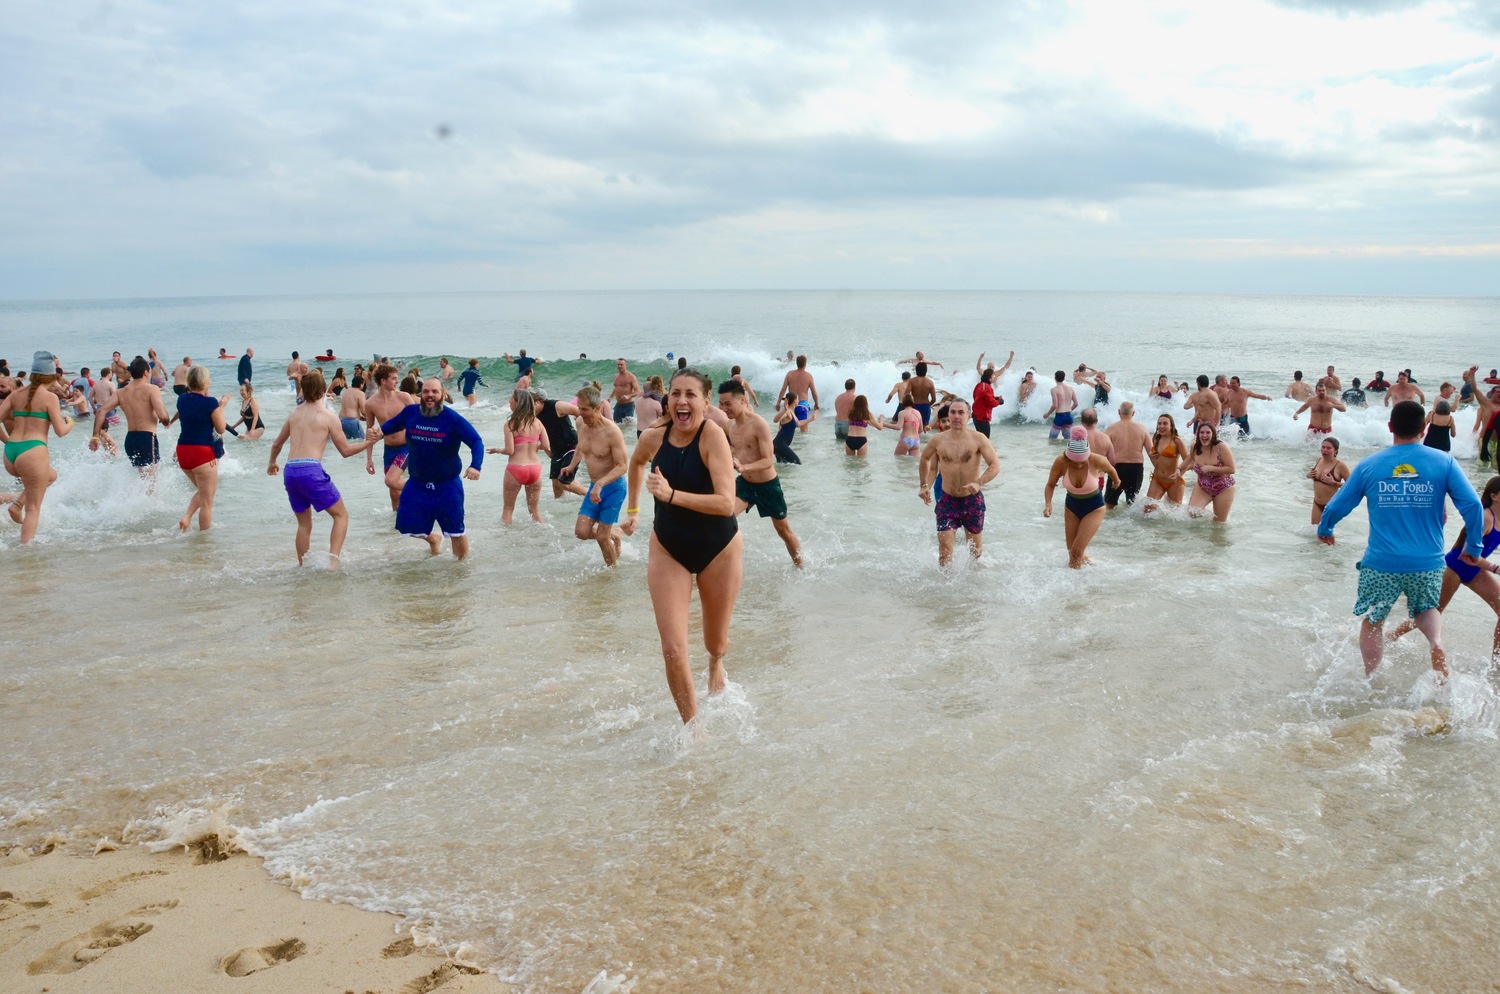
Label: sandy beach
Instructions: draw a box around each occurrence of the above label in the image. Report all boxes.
[0,843,513,994]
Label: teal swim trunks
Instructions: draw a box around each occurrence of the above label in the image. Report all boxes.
[1353,563,1444,623]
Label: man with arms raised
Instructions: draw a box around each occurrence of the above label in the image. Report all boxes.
[267,370,382,568]
[719,379,802,567]
[1293,381,1347,435]
[1183,374,1222,433]
[91,357,169,486]
[364,363,417,510]
[380,378,483,560]
[562,386,629,567]
[1318,400,1485,679]
[1103,400,1150,509]
[608,358,641,427]
[919,399,1001,567]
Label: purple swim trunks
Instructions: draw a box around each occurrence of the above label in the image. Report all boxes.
[934,490,985,533]
[283,459,342,514]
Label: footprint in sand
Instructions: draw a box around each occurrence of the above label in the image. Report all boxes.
[78,869,169,901]
[399,962,485,994]
[219,937,307,977]
[26,900,178,975]
[382,935,417,959]
[0,890,51,922]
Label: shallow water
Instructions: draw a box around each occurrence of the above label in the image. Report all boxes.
[4,291,1500,992]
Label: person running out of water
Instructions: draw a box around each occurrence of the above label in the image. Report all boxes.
[1387,476,1500,663]
[563,386,628,566]
[1144,414,1187,512]
[608,358,641,426]
[380,378,484,560]
[223,382,266,440]
[919,399,1001,567]
[1384,370,1425,407]
[1318,400,1485,679]
[1307,437,1350,526]
[1293,381,1346,435]
[622,367,743,725]
[175,364,228,533]
[0,352,73,543]
[364,363,416,511]
[1225,376,1271,437]
[771,393,805,464]
[1044,426,1121,569]
[1104,401,1150,509]
[1044,370,1078,439]
[719,379,802,567]
[1423,400,1455,452]
[266,370,382,568]
[842,394,888,457]
[1186,421,1237,522]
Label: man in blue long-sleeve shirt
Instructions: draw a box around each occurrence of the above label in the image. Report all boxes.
[1318,400,1485,678]
[238,348,254,387]
[381,378,484,560]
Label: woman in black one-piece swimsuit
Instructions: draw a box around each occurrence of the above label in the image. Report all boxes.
[623,368,743,724]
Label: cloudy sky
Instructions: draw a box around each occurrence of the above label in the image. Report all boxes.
[2,0,1496,298]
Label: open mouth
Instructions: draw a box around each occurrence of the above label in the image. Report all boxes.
[675,406,692,424]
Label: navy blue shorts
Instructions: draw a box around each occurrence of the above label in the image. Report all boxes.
[396,478,466,537]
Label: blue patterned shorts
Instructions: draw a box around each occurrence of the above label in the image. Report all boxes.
[1353,563,1444,624]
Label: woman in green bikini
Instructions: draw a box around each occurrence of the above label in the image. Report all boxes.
[0,351,74,543]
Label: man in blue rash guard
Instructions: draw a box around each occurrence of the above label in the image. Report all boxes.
[381,377,484,560]
[1318,400,1486,680]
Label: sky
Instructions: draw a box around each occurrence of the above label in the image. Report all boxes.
[1,0,1496,298]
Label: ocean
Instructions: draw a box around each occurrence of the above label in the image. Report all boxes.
[4,290,1500,992]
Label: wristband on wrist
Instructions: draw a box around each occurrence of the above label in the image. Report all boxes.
[626,506,639,514]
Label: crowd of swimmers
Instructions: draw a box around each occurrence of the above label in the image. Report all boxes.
[4,348,1500,724]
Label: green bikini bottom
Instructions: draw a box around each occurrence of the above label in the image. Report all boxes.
[3,439,46,463]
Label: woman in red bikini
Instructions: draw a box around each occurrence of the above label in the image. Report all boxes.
[488,389,550,525]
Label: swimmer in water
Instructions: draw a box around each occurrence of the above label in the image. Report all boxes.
[1307,437,1350,525]
[1044,427,1121,568]
[1186,421,1237,522]
[1143,414,1186,512]
[771,392,805,464]
[622,367,743,724]
[892,402,923,457]
[841,394,888,457]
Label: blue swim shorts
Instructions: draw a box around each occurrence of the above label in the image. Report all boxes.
[1353,563,1444,624]
[578,477,626,524]
[383,443,409,472]
[283,459,342,514]
[612,401,635,424]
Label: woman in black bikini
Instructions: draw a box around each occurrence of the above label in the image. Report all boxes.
[843,394,887,457]
[623,368,743,725]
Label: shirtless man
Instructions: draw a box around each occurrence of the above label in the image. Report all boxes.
[89,369,121,456]
[1183,375,1223,432]
[267,371,382,567]
[905,362,937,426]
[776,355,820,428]
[886,371,912,411]
[1103,401,1150,508]
[1043,370,1078,439]
[171,357,193,396]
[976,350,1015,378]
[1318,365,1342,393]
[110,351,130,383]
[562,386,629,566]
[1079,408,1114,464]
[338,374,367,439]
[286,351,309,388]
[1225,376,1271,438]
[608,358,641,426]
[1383,369,1425,407]
[833,379,857,441]
[719,380,802,566]
[899,350,943,370]
[91,357,170,487]
[1293,381,1347,434]
[438,357,455,382]
[729,365,759,408]
[363,363,417,510]
[1210,373,1232,414]
[918,399,1001,567]
[1307,436,1350,526]
[1285,370,1314,402]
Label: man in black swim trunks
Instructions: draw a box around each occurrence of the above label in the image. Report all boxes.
[919,399,1001,567]
[719,380,802,567]
[91,357,170,489]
